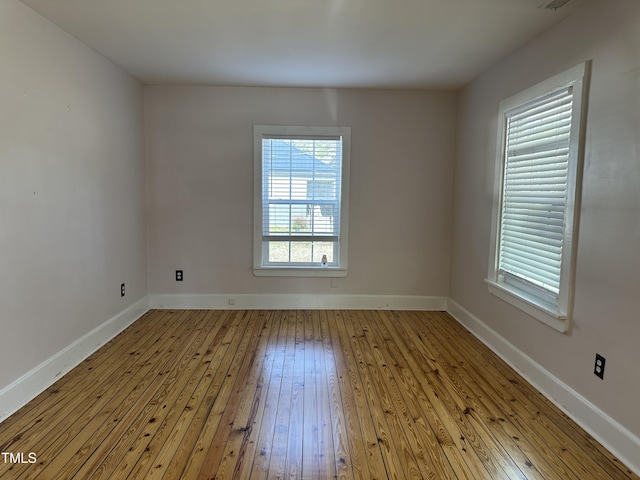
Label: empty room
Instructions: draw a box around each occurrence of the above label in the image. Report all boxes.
[1,0,639,478]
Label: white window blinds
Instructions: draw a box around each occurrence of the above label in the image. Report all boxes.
[498,87,574,301]
[261,136,343,265]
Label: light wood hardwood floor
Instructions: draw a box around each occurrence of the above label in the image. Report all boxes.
[0,309,636,479]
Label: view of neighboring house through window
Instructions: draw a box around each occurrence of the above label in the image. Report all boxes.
[253,125,350,276]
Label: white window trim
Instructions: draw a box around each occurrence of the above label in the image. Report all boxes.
[487,62,590,333]
[253,125,350,277]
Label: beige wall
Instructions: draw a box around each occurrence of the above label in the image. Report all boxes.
[450,0,640,437]
[0,0,146,389]
[145,86,456,297]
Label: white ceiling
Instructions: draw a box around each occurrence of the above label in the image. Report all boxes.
[20,0,587,89]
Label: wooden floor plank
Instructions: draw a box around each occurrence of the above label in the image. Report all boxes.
[363,310,464,480]
[343,310,422,479]
[313,310,338,479]
[122,309,238,480]
[368,310,492,480]
[302,310,320,480]
[354,310,439,479]
[418,312,589,478]
[86,310,229,480]
[213,311,276,480]
[324,310,376,480]
[420,311,578,480]
[69,310,219,480]
[0,309,175,454]
[1,310,196,480]
[179,310,266,480]
[22,310,212,480]
[397,311,548,480]
[283,310,305,480]
[242,311,289,480]
[264,311,297,479]
[190,310,267,479]
[386,310,534,480]
[0,309,637,480]
[431,311,637,480]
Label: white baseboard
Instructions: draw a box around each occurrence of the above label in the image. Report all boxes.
[150,293,447,311]
[447,299,640,477]
[0,296,150,422]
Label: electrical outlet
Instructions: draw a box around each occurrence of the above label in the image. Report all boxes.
[120,283,125,297]
[176,270,183,281]
[594,353,606,379]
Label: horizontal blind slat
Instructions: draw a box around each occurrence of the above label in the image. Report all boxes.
[508,101,572,134]
[506,147,569,164]
[501,215,564,228]
[501,246,562,268]
[504,176,568,188]
[508,88,572,120]
[263,235,340,242]
[507,110,572,138]
[507,117,572,145]
[500,245,562,264]
[499,266,560,292]
[501,233,564,251]
[500,255,561,279]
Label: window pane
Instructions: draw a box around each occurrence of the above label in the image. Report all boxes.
[268,242,290,263]
[268,204,291,233]
[312,242,335,263]
[262,135,342,264]
[290,241,312,263]
[266,241,335,265]
[309,204,336,234]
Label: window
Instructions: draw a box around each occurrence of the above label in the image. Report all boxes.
[487,62,590,332]
[253,125,350,277]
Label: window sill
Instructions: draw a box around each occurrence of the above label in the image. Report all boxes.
[253,266,348,278]
[485,279,569,333]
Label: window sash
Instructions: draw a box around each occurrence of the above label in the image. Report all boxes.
[498,87,574,300]
[262,239,338,266]
[260,136,343,266]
